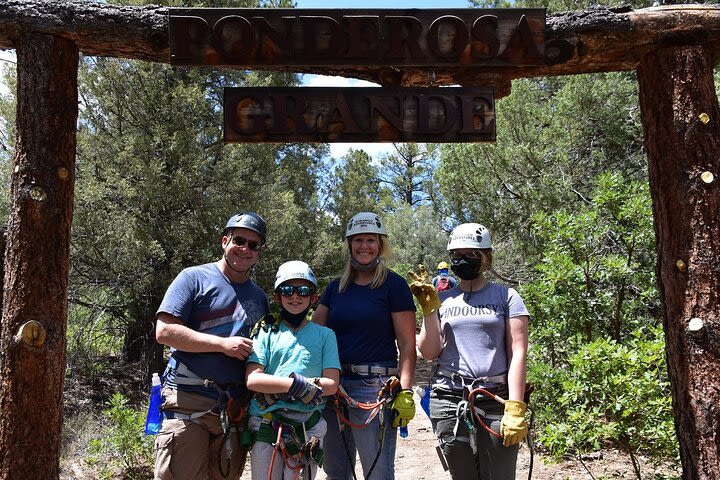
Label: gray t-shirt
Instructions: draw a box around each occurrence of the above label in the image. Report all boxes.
[432,282,529,390]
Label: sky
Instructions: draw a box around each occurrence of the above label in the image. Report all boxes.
[0,50,14,96]
[297,0,471,7]
[1,0,474,157]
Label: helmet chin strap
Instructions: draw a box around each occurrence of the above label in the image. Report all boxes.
[350,256,382,271]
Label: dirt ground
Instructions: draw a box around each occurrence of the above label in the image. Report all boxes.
[60,357,679,479]
[238,359,680,480]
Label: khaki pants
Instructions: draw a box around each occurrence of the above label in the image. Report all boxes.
[154,387,248,480]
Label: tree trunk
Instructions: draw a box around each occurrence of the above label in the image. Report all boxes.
[123,300,165,379]
[4,2,720,94]
[637,46,720,479]
[0,33,77,480]
[122,262,169,378]
[0,227,5,337]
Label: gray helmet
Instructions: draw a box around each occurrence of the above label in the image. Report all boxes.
[274,261,318,290]
[345,212,387,238]
[224,212,267,242]
[447,223,492,250]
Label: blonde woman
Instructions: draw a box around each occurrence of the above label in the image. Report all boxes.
[312,212,417,480]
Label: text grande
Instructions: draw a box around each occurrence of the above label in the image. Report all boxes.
[223,87,495,143]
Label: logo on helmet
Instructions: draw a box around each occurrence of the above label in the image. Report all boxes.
[450,233,476,242]
[475,228,484,243]
[351,218,379,230]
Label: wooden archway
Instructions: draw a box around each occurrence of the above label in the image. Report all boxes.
[0,1,719,478]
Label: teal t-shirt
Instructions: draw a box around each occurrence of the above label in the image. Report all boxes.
[247,318,341,415]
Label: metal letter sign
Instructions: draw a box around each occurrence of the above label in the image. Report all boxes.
[169,8,545,67]
[224,87,495,143]
[169,8,533,142]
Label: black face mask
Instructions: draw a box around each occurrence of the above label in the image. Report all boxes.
[450,256,482,280]
[280,306,309,328]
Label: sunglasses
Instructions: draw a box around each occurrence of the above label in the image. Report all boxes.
[450,251,483,260]
[277,285,315,297]
[230,235,262,252]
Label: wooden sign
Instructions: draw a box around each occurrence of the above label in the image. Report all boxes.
[170,8,545,67]
[224,87,495,143]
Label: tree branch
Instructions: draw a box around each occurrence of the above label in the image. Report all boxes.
[1,2,719,96]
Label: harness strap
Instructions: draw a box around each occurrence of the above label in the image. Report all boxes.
[255,410,324,465]
[435,367,507,388]
[254,410,322,446]
[164,409,215,421]
[163,360,250,478]
[164,361,232,420]
[250,313,282,339]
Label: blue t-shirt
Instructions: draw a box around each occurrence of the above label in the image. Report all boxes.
[319,270,415,365]
[247,317,341,415]
[157,262,270,388]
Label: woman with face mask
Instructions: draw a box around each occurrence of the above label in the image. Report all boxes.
[412,223,530,480]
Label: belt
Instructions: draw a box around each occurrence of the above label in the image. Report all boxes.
[436,368,507,386]
[342,364,399,376]
[171,361,241,390]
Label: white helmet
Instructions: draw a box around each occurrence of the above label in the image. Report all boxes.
[274,261,318,290]
[345,212,387,238]
[447,223,492,250]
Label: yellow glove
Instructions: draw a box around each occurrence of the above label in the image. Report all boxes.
[408,264,441,316]
[390,389,416,428]
[500,400,528,447]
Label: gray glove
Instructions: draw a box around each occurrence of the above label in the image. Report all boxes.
[288,373,323,405]
[254,392,276,410]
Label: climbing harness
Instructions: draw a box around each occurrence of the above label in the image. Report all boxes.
[433,366,535,480]
[255,410,324,480]
[435,367,507,389]
[164,360,252,478]
[467,386,535,480]
[330,375,402,480]
[342,364,399,376]
[250,313,325,480]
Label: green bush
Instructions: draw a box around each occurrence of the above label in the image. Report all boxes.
[531,325,678,472]
[88,393,154,480]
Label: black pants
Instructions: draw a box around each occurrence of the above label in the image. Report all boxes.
[429,386,518,480]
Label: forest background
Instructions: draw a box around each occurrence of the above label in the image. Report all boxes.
[1,0,719,478]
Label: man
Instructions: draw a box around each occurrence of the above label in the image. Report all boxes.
[431,261,457,292]
[154,212,270,480]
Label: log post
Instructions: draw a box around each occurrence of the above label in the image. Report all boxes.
[637,46,720,479]
[0,33,77,479]
[0,227,5,335]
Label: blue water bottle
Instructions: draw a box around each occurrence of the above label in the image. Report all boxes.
[144,373,162,435]
[413,386,431,417]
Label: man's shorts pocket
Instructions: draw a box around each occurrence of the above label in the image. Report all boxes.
[154,431,174,480]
